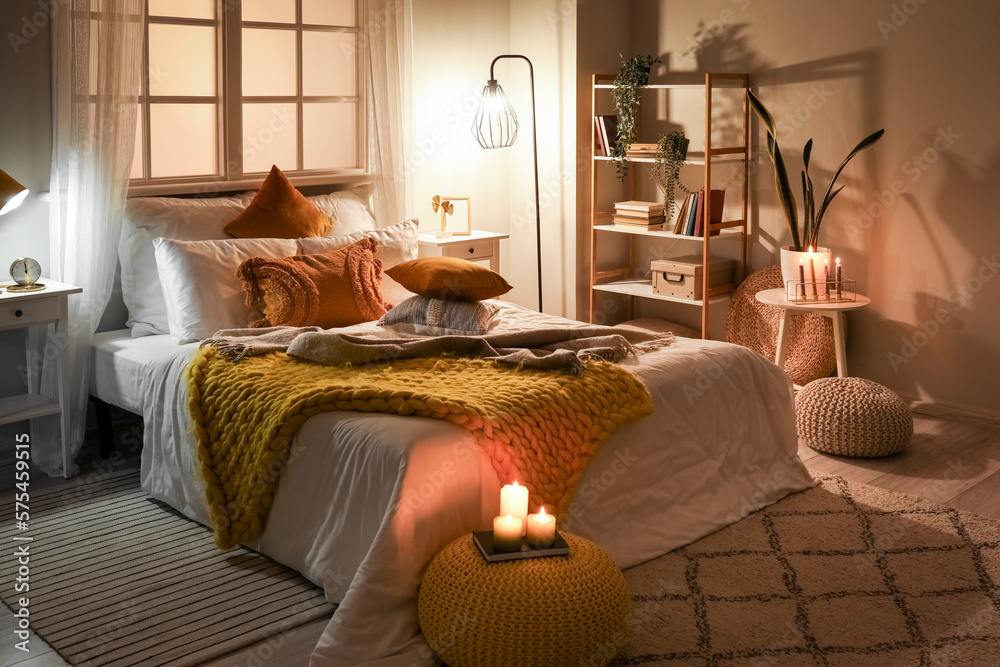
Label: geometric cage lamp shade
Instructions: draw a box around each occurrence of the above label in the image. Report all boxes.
[0,168,29,215]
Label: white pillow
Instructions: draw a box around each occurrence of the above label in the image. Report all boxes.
[120,194,252,336]
[152,237,298,344]
[297,219,420,307]
[306,184,378,236]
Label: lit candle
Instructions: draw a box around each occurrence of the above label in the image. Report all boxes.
[808,246,817,299]
[493,514,523,552]
[526,507,557,548]
[823,258,830,300]
[500,481,529,536]
[835,257,843,299]
[798,259,806,299]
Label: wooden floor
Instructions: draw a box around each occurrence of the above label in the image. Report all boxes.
[1,409,998,666]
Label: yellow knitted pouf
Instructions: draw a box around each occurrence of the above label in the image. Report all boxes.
[418,532,630,667]
[796,377,913,457]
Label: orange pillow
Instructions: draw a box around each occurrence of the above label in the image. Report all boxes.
[237,237,389,328]
[225,165,331,239]
[385,256,512,301]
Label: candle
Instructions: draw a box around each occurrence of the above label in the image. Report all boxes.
[500,481,529,536]
[493,514,523,552]
[823,259,830,300]
[808,247,817,299]
[835,257,843,299]
[798,259,805,299]
[526,507,557,548]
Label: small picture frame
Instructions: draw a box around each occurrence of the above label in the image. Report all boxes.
[441,196,472,236]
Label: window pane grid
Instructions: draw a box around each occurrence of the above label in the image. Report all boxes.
[132,0,361,187]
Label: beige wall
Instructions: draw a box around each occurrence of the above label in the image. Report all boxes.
[622,0,999,420]
[0,0,53,414]
[410,0,578,317]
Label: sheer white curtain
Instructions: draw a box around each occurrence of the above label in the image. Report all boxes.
[38,0,143,475]
[362,0,413,226]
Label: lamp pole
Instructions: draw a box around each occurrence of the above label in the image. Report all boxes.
[473,54,542,313]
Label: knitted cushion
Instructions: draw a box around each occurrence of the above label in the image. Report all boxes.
[796,377,913,457]
[418,532,630,667]
[237,237,388,329]
[726,265,837,385]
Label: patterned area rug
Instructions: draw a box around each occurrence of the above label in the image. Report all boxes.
[617,474,1000,666]
[0,471,334,667]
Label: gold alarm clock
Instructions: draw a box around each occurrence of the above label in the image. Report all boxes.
[8,257,44,292]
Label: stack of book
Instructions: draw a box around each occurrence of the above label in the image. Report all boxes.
[613,201,666,229]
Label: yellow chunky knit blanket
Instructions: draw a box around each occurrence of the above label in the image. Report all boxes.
[187,346,652,550]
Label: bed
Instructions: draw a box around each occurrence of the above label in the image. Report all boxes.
[91,177,815,665]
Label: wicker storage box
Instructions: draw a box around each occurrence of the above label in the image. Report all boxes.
[651,255,736,300]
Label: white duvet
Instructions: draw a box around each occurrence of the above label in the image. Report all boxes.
[137,303,813,665]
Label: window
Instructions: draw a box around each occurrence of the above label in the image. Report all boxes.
[131,0,362,190]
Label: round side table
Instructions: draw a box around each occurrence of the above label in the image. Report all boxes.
[418,532,630,667]
[755,288,870,379]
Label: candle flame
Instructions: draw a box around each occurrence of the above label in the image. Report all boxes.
[511,481,520,488]
[799,258,804,265]
[539,507,547,517]
[808,246,814,253]
[836,257,841,265]
[504,514,515,525]
[825,258,829,265]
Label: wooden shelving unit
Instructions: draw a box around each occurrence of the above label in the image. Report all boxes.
[588,72,751,339]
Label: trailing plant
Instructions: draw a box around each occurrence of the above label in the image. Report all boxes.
[650,131,692,213]
[611,54,659,180]
[748,89,884,251]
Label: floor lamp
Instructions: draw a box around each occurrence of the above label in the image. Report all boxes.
[471,54,542,313]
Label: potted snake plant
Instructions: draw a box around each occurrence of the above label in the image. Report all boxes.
[747,89,884,287]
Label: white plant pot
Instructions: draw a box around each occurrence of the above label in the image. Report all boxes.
[780,246,832,297]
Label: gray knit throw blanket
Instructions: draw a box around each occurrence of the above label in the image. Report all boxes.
[203,325,674,375]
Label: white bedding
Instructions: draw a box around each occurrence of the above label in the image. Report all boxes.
[96,303,813,665]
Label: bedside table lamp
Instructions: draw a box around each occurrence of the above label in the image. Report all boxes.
[472,55,543,313]
[0,168,29,215]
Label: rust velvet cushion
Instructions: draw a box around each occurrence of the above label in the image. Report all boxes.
[225,165,331,239]
[385,256,511,301]
[237,237,389,328]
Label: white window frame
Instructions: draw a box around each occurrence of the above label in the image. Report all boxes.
[129,0,366,196]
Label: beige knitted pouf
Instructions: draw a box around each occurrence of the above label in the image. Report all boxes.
[726,265,837,386]
[418,532,630,667]
[796,377,913,456]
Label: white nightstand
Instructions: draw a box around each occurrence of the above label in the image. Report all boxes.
[755,287,871,379]
[417,230,509,273]
[0,280,83,478]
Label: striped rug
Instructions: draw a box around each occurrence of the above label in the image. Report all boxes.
[0,471,334,667]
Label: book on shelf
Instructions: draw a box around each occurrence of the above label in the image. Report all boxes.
[594,116,607,156]
[671,193,693,234]
[625,142,657,157]
[614,222,666,231]
[684,190,700,236]
[693,189,726,238]
[596,115,618,156]
[614,200,663,215]
[612,214,667,226]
